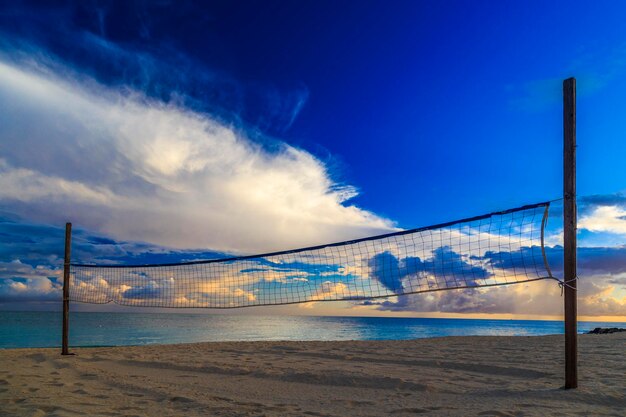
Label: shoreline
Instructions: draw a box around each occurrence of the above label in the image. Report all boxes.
[1,333,625,416]
[0,330,618,351]
[3,311,625,350]
[2,325,625,351]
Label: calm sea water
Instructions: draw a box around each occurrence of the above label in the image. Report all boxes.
[0,311,623,349]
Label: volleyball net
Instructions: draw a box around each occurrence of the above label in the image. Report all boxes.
[69,201,554,308]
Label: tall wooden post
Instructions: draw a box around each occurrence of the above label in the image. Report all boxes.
[563,77,577,389]
[62,222,72,355]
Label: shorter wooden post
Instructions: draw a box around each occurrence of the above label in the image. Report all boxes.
[62,223,72,355]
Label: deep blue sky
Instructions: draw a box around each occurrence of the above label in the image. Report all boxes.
[3,0,626,228]
[1,1,625,317]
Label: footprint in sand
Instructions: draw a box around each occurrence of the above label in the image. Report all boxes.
[390,408,430,414]
[169,396,194,403]
[26,353,47,363]
[478,411,521,417]
[116,406,143,412]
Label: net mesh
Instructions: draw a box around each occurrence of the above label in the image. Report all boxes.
[70,202,554,308]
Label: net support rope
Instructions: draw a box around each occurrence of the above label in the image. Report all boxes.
[70,202,557,308]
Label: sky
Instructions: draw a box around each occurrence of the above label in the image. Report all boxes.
[0,0,625,320]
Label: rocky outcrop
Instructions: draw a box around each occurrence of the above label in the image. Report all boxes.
[587,327,626,334]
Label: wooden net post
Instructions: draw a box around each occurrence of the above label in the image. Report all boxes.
[563,77,577,389]
[62,222,73,355]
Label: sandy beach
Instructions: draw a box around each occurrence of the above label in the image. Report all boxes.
[1,333,624,417]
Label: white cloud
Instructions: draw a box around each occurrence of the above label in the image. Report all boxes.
[0,259,61,300]
[0,259,61,280]
[375,276,626,318]
[0,159,117,204]
[0,60,395,254]
[299,281,362,309]
[579,205,626,235]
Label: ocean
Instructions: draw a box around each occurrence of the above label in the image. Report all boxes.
[0,311,623,349]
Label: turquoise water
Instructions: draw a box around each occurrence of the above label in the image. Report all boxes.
[1,311,623,349]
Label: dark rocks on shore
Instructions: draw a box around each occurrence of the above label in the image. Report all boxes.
[587,327,626,334]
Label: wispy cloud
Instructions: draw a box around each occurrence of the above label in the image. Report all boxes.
[579,205,626,235]
[0,59,394,254]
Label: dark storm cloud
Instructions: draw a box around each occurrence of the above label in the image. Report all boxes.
[368,247,491,294]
